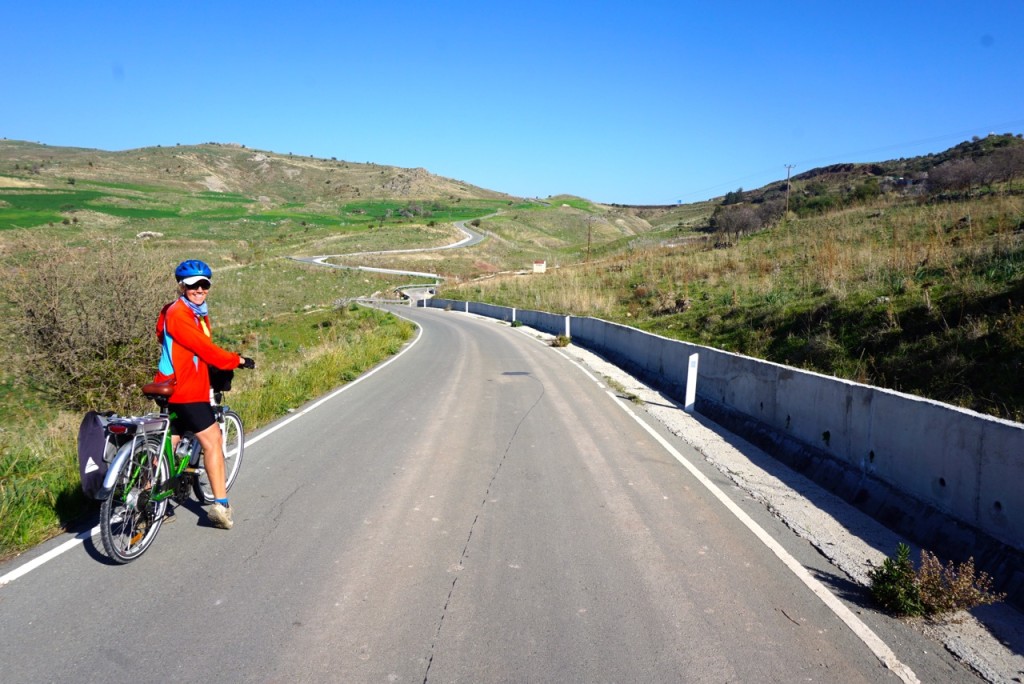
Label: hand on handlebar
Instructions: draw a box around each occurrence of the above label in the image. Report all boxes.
[239,356,256,370]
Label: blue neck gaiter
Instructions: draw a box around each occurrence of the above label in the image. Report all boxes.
[181,295,208,318]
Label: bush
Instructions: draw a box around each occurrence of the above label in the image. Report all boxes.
[551,334,571,347]
[868,543,923,616]
[869,543,1006,617]
[1,234,170,413]
[917,550,1005,615]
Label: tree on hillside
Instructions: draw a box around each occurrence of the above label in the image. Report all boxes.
[929,151,1022,194]
[983,145,1024,184]
[722,188,744,205]
[712,204,761,244]
[756,198,786,226]
[928,159,980,194]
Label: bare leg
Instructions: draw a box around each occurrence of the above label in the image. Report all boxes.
[195,422,227,501]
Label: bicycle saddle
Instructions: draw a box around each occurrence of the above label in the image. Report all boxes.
[141,380,176,398]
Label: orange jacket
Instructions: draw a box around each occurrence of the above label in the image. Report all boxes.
[155,298,241,403]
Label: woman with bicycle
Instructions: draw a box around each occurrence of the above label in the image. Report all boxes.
[155,259,255,530]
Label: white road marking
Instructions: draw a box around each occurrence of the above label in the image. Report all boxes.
[0,324,423,587]
[556,348,919,683]
[0,530,94,587]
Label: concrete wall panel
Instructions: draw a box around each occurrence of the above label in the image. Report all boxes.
[517,309,568,337]
[470,301,515,321]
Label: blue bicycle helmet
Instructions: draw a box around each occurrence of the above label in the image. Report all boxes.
[174,259,213,284]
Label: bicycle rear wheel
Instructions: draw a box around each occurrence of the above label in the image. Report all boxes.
[194,409,244,503]
[100,438,169,564]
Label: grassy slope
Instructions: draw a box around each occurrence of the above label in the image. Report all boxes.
[441,169,1024,422]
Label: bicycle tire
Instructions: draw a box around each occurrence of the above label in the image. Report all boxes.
[100,437,169,564]
[194,409,244,503]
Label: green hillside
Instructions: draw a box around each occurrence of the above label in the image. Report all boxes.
[442,134,1024,422]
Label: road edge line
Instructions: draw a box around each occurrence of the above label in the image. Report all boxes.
[558,350,920,684]
[0,317,424,587]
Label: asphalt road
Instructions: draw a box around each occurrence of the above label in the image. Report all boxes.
[0,306,978,682]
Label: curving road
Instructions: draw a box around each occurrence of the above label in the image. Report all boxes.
[290,218,488,297]
[0,305,976,682]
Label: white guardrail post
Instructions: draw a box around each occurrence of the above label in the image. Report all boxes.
[684,353,699,413]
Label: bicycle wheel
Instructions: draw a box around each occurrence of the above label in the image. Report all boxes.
[194,409,244,503]
[100,438,169,564]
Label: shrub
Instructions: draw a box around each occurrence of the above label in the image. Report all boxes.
[722,187,744,205]
[869,543,1006,617]
[1,234,170,413]
[551,334,571,347]
[868,543,923,616]
[916,550,1005,616]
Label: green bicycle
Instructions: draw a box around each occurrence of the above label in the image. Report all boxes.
[97,381,244,564]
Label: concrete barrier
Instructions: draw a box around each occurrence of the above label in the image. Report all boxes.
[516,309,570,337]
[468,301,515,322]
[424,298,1024,555]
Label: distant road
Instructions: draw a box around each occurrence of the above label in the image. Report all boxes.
[290,218,487,286]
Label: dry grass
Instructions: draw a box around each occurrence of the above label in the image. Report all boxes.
[445,192,1024,420]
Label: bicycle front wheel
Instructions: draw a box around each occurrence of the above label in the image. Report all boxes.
[195,409,244,503]
[100,438,169,564]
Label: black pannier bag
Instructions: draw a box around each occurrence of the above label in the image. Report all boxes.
[78,411,112,499]
[209,367,234,392]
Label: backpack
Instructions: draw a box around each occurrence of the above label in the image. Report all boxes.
[78,411,113,499]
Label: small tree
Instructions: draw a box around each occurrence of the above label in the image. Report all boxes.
[929,159,984,195]
[712,204,761,244]
[722,187,744,205]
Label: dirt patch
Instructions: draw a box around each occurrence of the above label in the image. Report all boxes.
[0,177,43,188]
[202,175,229,192]
[472,260,499,273]
[68,210,128,230]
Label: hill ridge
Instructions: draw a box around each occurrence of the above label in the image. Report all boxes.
[0,139,514,204]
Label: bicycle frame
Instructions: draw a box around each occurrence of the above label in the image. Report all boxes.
[95,410,196,502]
[97,396,236,502]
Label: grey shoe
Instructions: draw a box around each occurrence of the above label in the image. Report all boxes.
[207,503,234,530]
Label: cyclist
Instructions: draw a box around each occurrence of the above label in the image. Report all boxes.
[155,259,255,529]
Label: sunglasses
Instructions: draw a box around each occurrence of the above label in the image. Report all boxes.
[184,280,212,290]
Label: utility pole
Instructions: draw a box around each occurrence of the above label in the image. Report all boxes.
[784,164,796,216]
[586,215,593,264]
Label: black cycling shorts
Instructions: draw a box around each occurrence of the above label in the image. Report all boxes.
[168,401,216,435]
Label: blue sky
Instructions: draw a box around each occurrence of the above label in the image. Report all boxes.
[4,1,1023,204]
